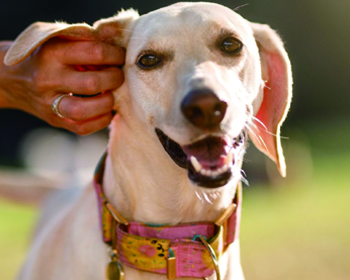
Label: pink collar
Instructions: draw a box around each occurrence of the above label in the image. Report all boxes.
[94,152,242,279]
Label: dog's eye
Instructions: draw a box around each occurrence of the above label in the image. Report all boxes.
[221,38,242,54]
[137,54,160,68]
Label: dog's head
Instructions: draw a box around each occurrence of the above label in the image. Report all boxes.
[5,2,292,189]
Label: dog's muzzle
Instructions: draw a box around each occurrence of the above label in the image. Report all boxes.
[156,88,245,188]
[156,128,245,188]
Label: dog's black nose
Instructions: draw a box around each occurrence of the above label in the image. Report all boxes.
[181,89,227,129]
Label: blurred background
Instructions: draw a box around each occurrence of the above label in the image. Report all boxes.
[1,0,349,279]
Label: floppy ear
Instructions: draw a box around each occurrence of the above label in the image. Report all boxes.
[92,9,139,47]
[4,9,139,66]
[248,23,292,177]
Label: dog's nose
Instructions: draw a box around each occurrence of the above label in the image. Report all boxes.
[181,89,227,129]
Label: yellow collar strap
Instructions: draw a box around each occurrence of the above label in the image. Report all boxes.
[94,152,242,279]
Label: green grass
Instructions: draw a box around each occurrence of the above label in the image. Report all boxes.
[0,201,37,280]
[1,121,349,280]
[240,120,350,280]
[241,154,350,280]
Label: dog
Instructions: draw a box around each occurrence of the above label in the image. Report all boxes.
[4,2,292,279]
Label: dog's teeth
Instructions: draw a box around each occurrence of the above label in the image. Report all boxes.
[217,165,229,175]
[197,164,232,177]
[198,165,232,177]
[190,156,202,172]
[217,166,224,174]
[222,164,229,172]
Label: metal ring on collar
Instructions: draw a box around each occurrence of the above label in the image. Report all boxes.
[51,93,73,118]
[197,235,221,280]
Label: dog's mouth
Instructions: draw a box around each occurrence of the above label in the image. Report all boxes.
[155,128,246,188]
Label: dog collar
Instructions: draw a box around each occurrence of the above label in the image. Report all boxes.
[93,152,242,279]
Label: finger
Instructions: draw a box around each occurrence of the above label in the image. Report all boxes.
[57,92,114,121]
[63,112,113,135]
[58,67,124,95]
[49,39,125,65]
[0,41,12,51]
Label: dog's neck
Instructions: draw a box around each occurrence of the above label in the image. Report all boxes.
[102,115,240,225]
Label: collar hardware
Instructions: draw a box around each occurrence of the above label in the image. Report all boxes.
[107,253,124,280]
[167,248,176,279]
[94,152,242,279]
[105,201,129,225]
[197,235,221,280]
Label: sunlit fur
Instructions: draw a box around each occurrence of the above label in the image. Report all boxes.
[9,3,292,280]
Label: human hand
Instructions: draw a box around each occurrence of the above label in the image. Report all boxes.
[0,39,124,135]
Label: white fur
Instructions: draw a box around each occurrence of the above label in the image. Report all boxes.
[7,2,292,280]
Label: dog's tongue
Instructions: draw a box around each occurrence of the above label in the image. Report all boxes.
[182,136,232,169]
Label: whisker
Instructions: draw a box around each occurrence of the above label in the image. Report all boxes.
[251,116,268,131]
[244,123,259,140]
[195,190,204,202]
[209,192,218,200]
[258,135,269,153]
[240,170,249,186]
[209,191,222,201]
[241,176,249,186]
[249,116,289,140]
[264,83,271,90]
[233,3,250,11]
[202,191,213,204]
[244,123,270,154]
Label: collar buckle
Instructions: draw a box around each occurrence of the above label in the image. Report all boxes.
[196,235,221,280]
[105,201,129,225]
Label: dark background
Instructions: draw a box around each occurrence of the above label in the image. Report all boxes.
[1,0,350,165]
[1,2,350,279]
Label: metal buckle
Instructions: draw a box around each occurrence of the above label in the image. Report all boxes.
[106,217,125,280]
[167,248,177,279]
[105,202,129,225]
[196,235,221,280]
[106,248,125,280]
[214,203,237,251]
[214,203,237,226]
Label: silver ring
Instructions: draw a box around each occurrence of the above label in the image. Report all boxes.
[51,93,73,118]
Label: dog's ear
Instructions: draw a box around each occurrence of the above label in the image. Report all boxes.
[4,22,92,66]
[249,23,292,177]
[4,9,139,66]
[92,9,139,47]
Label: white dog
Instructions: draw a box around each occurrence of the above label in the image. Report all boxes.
[5,2,292,280]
